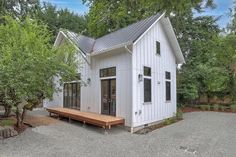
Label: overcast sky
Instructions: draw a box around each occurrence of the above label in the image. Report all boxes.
[41,0,234,28]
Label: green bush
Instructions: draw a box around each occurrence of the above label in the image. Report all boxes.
[164,118,171,125]
[230,105,236,112]
[213,104,219,111]
[0,119,15,126]
[219,105,225,111]
[176,109,183,120]
[199,105,211,111]
[199,105,206,110]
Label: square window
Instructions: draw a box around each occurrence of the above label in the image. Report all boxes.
[144,66,151,76]
[165,72,171,80]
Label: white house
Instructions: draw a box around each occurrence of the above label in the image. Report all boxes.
[44,13,185,131]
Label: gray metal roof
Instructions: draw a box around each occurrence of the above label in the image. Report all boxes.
[63,13,162,54]
[63,31,95,54]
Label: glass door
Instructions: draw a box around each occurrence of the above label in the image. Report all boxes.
[63,82,80,110]
[101,79,116,116]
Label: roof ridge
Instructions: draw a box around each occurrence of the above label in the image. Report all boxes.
[95,14,157,40]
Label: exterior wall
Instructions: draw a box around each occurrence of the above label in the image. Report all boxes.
[132,18,177,127]
[81,48,132,126]
[44,47,133,127]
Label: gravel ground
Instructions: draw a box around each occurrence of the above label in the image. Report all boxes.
[0,111,236,157]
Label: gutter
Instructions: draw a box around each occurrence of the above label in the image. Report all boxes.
[89,41,133,56]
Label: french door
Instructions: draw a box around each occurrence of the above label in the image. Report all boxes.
[63,82,80,110]
[101,79,116,116]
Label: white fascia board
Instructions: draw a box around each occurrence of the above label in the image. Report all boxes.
[133,12,166,45]
[163,18,185,64]
[58,31,90,65]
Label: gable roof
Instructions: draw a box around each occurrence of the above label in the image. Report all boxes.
[93,13,163,53]
[56,13,185,64]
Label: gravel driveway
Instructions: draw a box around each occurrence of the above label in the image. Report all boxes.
[0,111,236,157]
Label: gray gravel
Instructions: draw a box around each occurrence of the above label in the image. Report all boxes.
[0,112,236,157]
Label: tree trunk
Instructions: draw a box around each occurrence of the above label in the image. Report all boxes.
[20,108,27,125]
[3,105,11,117]
[15,107,21,129]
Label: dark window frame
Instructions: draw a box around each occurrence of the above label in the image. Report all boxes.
[100,67,116,78]
[156,41,161,55]
[143,66,152,103]
[165,71,171,101]
[63,82,81,109]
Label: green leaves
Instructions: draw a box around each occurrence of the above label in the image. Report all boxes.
[84,0,215,37]
[0,16,78,108]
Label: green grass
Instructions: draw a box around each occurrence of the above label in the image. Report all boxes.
[0,119,15,126]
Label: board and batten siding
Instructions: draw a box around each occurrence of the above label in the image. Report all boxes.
[132,18,177,127]
[81,48,132,126]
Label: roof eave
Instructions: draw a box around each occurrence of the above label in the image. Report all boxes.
[89,41,133,56]
[162,18,185,64]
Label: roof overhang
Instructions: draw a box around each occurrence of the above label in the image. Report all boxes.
[54,31,90,65]
[161,17,185,64]
[89,41,133,56]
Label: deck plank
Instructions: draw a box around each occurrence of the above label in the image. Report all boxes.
[46,108,124,129]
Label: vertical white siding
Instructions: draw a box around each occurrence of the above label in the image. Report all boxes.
[132,18,177,127]
[81,48,132,126]
[44,48,132,126]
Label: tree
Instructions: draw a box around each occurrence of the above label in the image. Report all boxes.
[35,2,88,43]
[0,16,79,128]
[82,0,215,37]
[0,0,40,20]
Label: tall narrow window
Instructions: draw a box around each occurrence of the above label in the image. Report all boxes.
[165,71,171,101]
[156,41,160,55]
[63,82,80,109]
[144,66,151,103]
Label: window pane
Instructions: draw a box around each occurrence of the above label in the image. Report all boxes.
[156,41,160,55]
[144,78,151,102]
[144,66,151,76]
[165,72,171,80]
[166,81,171,101]
[63,84,68,108]
[100,67,116,77]
[76,83,80,109]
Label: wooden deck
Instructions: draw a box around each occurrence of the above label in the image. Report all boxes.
[46,108,124,130]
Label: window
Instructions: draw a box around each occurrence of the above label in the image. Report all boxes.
[144,66,151,103]
[63,82,80,109]
[100,67,116,77]
[165,71,171,101]
[156,41,160,55]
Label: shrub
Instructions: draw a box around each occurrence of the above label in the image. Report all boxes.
[164,118,171,125]
[207,105,211,111]
[199,105,211,111]
[230,105,236,112]
[199,105,206,110]
[176,109,183,120]
[0,119,15,126]
[213,104,219,111]
[219,105,225,111]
